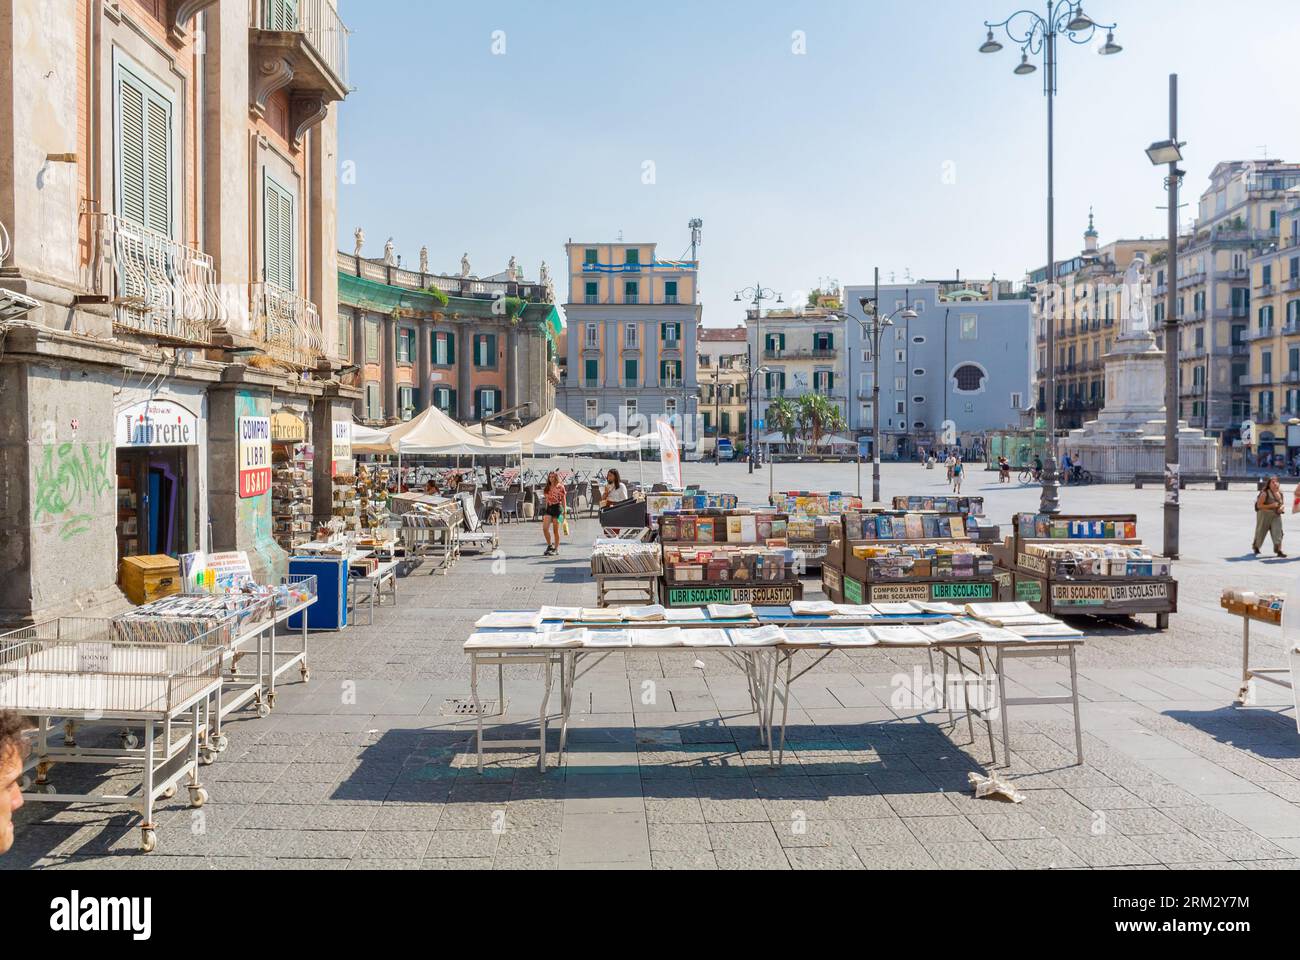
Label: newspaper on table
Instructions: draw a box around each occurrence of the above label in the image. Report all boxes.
[680,628,732,647]
[629,627,684,647]
[790,601,838,616]
[708,603,755,620]
[872,602,922,616]
[532,628,589,648]
[965,602,1037,622]
[910,601,966,615]
[918,620,984,644]
[624,604,667,622]
[980,612,1057,627]
[539,606,582,622]
[464,632,540,650]
[583,630,632,648]
[831,605,880,618]
[967,624,1032,645]
[664,607,709,622]
[869,624,932,646]
[579,608,625,622]
[474,611,543,630]
[728,625,787,647]
[825,628,878,647]
[1004,621,1084,638]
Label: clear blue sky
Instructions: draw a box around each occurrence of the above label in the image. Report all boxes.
[336,0,1300,325]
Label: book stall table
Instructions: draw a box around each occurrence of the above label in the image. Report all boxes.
[462,601,1087,773]
[821,507,999,608]
[591,539,662,607]
[348,558,400,626]
[990,513,1177,630]
[1220,589,1296,717]
[769,492,865,569]
[657,509,805,609]
[394,496,462,573]
[0,618,226,852]
[136,560,318,756]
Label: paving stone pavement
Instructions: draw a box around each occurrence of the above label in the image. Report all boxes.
[5,463,1299,870]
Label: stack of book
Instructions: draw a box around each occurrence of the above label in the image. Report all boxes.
[892,496,983,516]
[663,545,796,584]
[1015,514,1138,540]
[591,540,663,576]
[1021,542,1171,578]
[850,543,994,580]
[844,512,968,541]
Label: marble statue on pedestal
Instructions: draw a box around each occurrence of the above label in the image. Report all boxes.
[353,227,364,257]
[383,238,396,265]
[461,253,471,278]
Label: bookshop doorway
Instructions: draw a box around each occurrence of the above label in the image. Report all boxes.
[116,448,190,560]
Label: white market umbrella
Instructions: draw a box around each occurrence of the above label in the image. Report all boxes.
[492,408,607,455]
[395,405,520,456]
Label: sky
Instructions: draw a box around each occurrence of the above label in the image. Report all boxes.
[336,0,1300,326]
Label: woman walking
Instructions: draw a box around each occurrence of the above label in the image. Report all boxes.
[542,471,566,556]
[952,457,964,494]
[1253,476,1287,558]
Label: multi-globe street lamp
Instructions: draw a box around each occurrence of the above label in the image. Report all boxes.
[978,1,1122,515]
[734,284,783,474]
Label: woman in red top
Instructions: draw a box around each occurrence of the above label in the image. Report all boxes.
[542,472,565,556]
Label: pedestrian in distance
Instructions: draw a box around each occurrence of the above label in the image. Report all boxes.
[0,711,27,856]
[952,457,964,494]
[1253,476,1287,558]
[541,471,565,556]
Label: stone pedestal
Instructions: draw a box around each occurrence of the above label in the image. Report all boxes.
[1066,332,1219,481]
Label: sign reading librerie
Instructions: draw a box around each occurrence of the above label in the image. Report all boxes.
[238,416,272,498]
[331,420,353,477]
[116,399,198,448]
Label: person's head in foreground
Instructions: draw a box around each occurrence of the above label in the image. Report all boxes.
[0,711,28,855]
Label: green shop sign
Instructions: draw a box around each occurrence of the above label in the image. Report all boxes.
[1015,579,1043,603]
[843,578,864,605]
[931,582,994,601]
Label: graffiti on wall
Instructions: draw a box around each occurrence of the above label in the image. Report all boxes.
[32,442,115,541]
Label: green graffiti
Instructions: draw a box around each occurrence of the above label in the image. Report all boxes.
[32,442,115,540]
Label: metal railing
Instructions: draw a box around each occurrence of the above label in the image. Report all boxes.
[261,0,350,89]
[87,212,222,345]
[250,282,323,368]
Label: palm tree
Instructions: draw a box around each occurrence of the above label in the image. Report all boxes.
[767,397,799,455]
[796,394,847,454]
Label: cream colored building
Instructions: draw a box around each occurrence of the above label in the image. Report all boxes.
[1243,188,1300,453]
[0,0,354,619]
[698,326,749,448]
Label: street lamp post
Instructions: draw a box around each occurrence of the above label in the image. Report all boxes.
[1147,75,1184,560]
[979,1,1122,515]
[712,367,722,466]
[735,284,783,474]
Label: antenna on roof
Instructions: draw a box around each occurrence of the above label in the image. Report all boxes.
[687,218,703,261]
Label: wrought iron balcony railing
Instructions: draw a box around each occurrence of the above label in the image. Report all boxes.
[250,282,323,368]
[260,0,349,89]
[88,212,222,346]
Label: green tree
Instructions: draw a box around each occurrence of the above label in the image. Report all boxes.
[767,397,799,450]
[796,394,847,453]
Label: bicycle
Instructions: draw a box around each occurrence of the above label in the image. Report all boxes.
[1070,468,1095,486]
[1018,469,1042,485]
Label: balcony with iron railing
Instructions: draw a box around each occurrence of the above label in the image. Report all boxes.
[87,212,222,346]
[248,282,324,368]
[252,0,350,139]
[1240,373,1276,387]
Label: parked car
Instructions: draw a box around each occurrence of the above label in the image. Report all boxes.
[716,438,736,461]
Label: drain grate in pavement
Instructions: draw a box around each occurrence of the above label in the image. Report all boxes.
[440,698,507,716]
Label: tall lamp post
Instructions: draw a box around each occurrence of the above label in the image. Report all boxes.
[735,284,783,474]
[979,1,1123,514]
[829,274,917,504]
[1147,75,1184,560]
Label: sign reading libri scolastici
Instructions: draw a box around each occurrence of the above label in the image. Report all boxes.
[238,416,272,498]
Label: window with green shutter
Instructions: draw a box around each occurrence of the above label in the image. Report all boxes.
[721,412,731,435]
[625,249,640,265]
[115,62,174,238]
[585,281,598,303]
[584,248,598,264]
[661,322,680,343]
[664,281,678,304]
[264,0,299,29]
[624,357,638,386]
[263,174,296,290]
[365,318,379,363]
[474,334,497,368]
[432,331,454,366]
[584,358,599,386]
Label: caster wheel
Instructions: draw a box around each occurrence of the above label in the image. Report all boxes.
[122,733,140,750]
[161,785,177,800]
[300,667,311,683]
[215,735,229,753]
[188,787,208,808]
[199,749,216,766]
[257,703,271,719]
[140,830,156,854]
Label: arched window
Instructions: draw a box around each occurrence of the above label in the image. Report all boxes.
[952,364,987,394]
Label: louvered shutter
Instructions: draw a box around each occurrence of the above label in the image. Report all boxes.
[117,67,173,238]
[263,178,296,290]
[267,0,298,30]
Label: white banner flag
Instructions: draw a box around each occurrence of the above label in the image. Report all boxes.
[659,419,682,489]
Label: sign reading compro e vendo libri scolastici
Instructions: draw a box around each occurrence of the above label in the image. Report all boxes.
[238,416,272,498]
